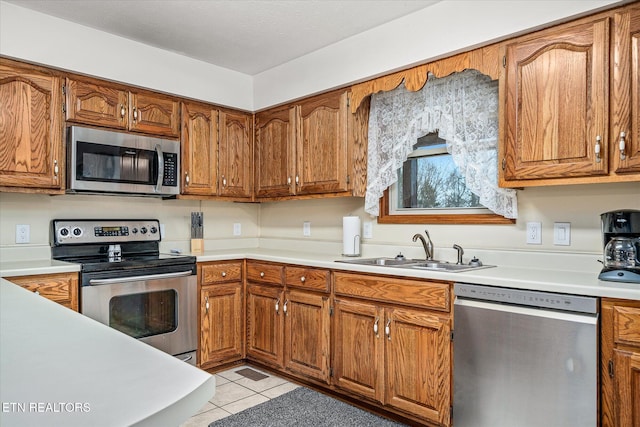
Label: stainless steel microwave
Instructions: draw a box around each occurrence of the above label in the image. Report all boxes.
[67,126,180,197]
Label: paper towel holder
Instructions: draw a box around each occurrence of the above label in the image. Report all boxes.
[342,234,361,257]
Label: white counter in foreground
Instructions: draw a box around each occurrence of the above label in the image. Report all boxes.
[0,279,215,427]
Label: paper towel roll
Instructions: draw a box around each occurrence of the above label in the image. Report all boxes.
[342,216,361,256]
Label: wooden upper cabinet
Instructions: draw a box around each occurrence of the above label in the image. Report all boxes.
[181,102,218,195]
[611,3,640,174]
[255,105,296,198]
[65,77,179,137]
[0,59,64,192]
[503,16,610,181]
[218,109,253,198]
[296,89,349,195]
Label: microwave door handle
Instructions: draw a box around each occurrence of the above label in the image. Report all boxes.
[155,144,164,193]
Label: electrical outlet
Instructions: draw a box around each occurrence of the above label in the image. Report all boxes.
[233,223,242,236]
[16,224,30,244]
[363,222,373,239]
[303,221,311,237]
[553,222,571,246]
[526,222,541,244]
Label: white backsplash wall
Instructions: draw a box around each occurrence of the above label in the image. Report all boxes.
[259,182,640,260]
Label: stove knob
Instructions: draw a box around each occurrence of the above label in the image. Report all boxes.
[131,228,138,234]
[150,226,158,234]
[59,227,69,237]
[140,227,148,234]
[72,227,83,237]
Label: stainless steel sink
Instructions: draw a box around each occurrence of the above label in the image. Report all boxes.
[410,262,495,272]
[334,257,423,266]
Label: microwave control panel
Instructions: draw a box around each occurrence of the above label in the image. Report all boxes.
[162,152,178,187]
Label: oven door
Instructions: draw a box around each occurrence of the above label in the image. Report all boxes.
[81,270,196,362]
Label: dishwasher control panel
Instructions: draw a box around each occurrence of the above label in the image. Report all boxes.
[454,283,598,314]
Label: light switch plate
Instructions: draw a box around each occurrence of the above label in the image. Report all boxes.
[363,222,373,239]
[303,221,311,237]
[526,222,541,244]
[233,223,242,236]
[553,222,571,246]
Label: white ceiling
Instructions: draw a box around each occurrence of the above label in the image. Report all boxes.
[5,0,440,75]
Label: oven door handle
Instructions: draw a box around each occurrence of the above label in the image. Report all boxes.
[88,270,194,285]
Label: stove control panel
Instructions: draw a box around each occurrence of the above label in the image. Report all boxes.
[52,219,161,245]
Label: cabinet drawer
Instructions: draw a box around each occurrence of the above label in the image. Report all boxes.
[285,266,330,292]
[7,273,78,310]
[334,272,450,312]
[246,261,283,286]
[200,261,243,285]
[613,305,640,347]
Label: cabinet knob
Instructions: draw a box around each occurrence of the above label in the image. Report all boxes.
[221,271,227,277]
[595,136,602,163]
[619,131,627,160]
[300,276,306,283]
[260,272,265,278]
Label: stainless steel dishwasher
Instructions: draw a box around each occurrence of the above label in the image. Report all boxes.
[453,283,598,427]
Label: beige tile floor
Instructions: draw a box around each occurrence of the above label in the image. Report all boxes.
[180,365,300,427]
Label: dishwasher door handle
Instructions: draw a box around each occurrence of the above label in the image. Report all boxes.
[454,297,598,325]
[89,270,194,285]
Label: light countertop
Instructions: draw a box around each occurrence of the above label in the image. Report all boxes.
[0,279,216,427]
[1,247,638,300]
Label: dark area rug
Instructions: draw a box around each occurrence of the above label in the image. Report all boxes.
[209,386,407,427]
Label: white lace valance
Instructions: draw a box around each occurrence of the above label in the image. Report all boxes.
[365,69,518,219]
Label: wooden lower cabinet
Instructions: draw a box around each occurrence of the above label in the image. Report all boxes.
[246,283,284,368]
[7,272,78,311]
[601,298,640,427]
[198,261,244,368]
[334,298,451,426]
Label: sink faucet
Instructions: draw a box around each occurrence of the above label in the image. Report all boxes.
[412,229,434,260]
[453,244,464,264]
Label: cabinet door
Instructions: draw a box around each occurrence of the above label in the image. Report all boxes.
[504,17,610,180]
[385,307,451,426]
[283,290,331,383]
[0,60,63,191]
[7,273,78,311]
[181,102,218,195]
[255,106,296,198]
[129,91,180,137]
[333,298,384,403]
[65,78,128,129]
[611,4,640,174]
[613,349,640,427]
[218,109,252,198]
[200,283,243,367]
[295,90,349,194]
[246,284,284,368]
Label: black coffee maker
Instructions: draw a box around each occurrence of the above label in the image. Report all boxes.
[599,209,640,283]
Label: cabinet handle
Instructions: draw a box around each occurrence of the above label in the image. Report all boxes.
[595,136,602,163]
[287,177,292,185]
[385,319,391,341]
[275,298,280,314]
[260,272,265,278]
[35,290,40,296]
[53,159,59,179]
[221,271,226,277]
[133,107,138,122]
[205,296,209,313]
[295,175,299,184]
[619,131,627,160]
[222,176,227,187]
[185,172,190,185]
[120,104,126,119]
[300,276,306,283]
[373,317,379,336]
[283,299,288,315]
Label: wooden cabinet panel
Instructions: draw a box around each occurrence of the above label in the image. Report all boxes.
[385,306,451,426]
[129,91,179,137]
[296,90,349,195]
[181,102,218,195]
[504,17,610,180]
[0,59,63,191]
[612,4,640,174]
[65,78,128,129]
[255,106,296,198]
[333,298,384,402]
[7,273,78,311]
[285,266,330,293]
[283,290,331,383]
[218,109,252,198]
[246,261,284,285]
[613,305,640,347]
[246,284,284,368]
[613,349,640,427]
[200,261,243,284]
[199,283,243,367]
[334,271,450,311]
